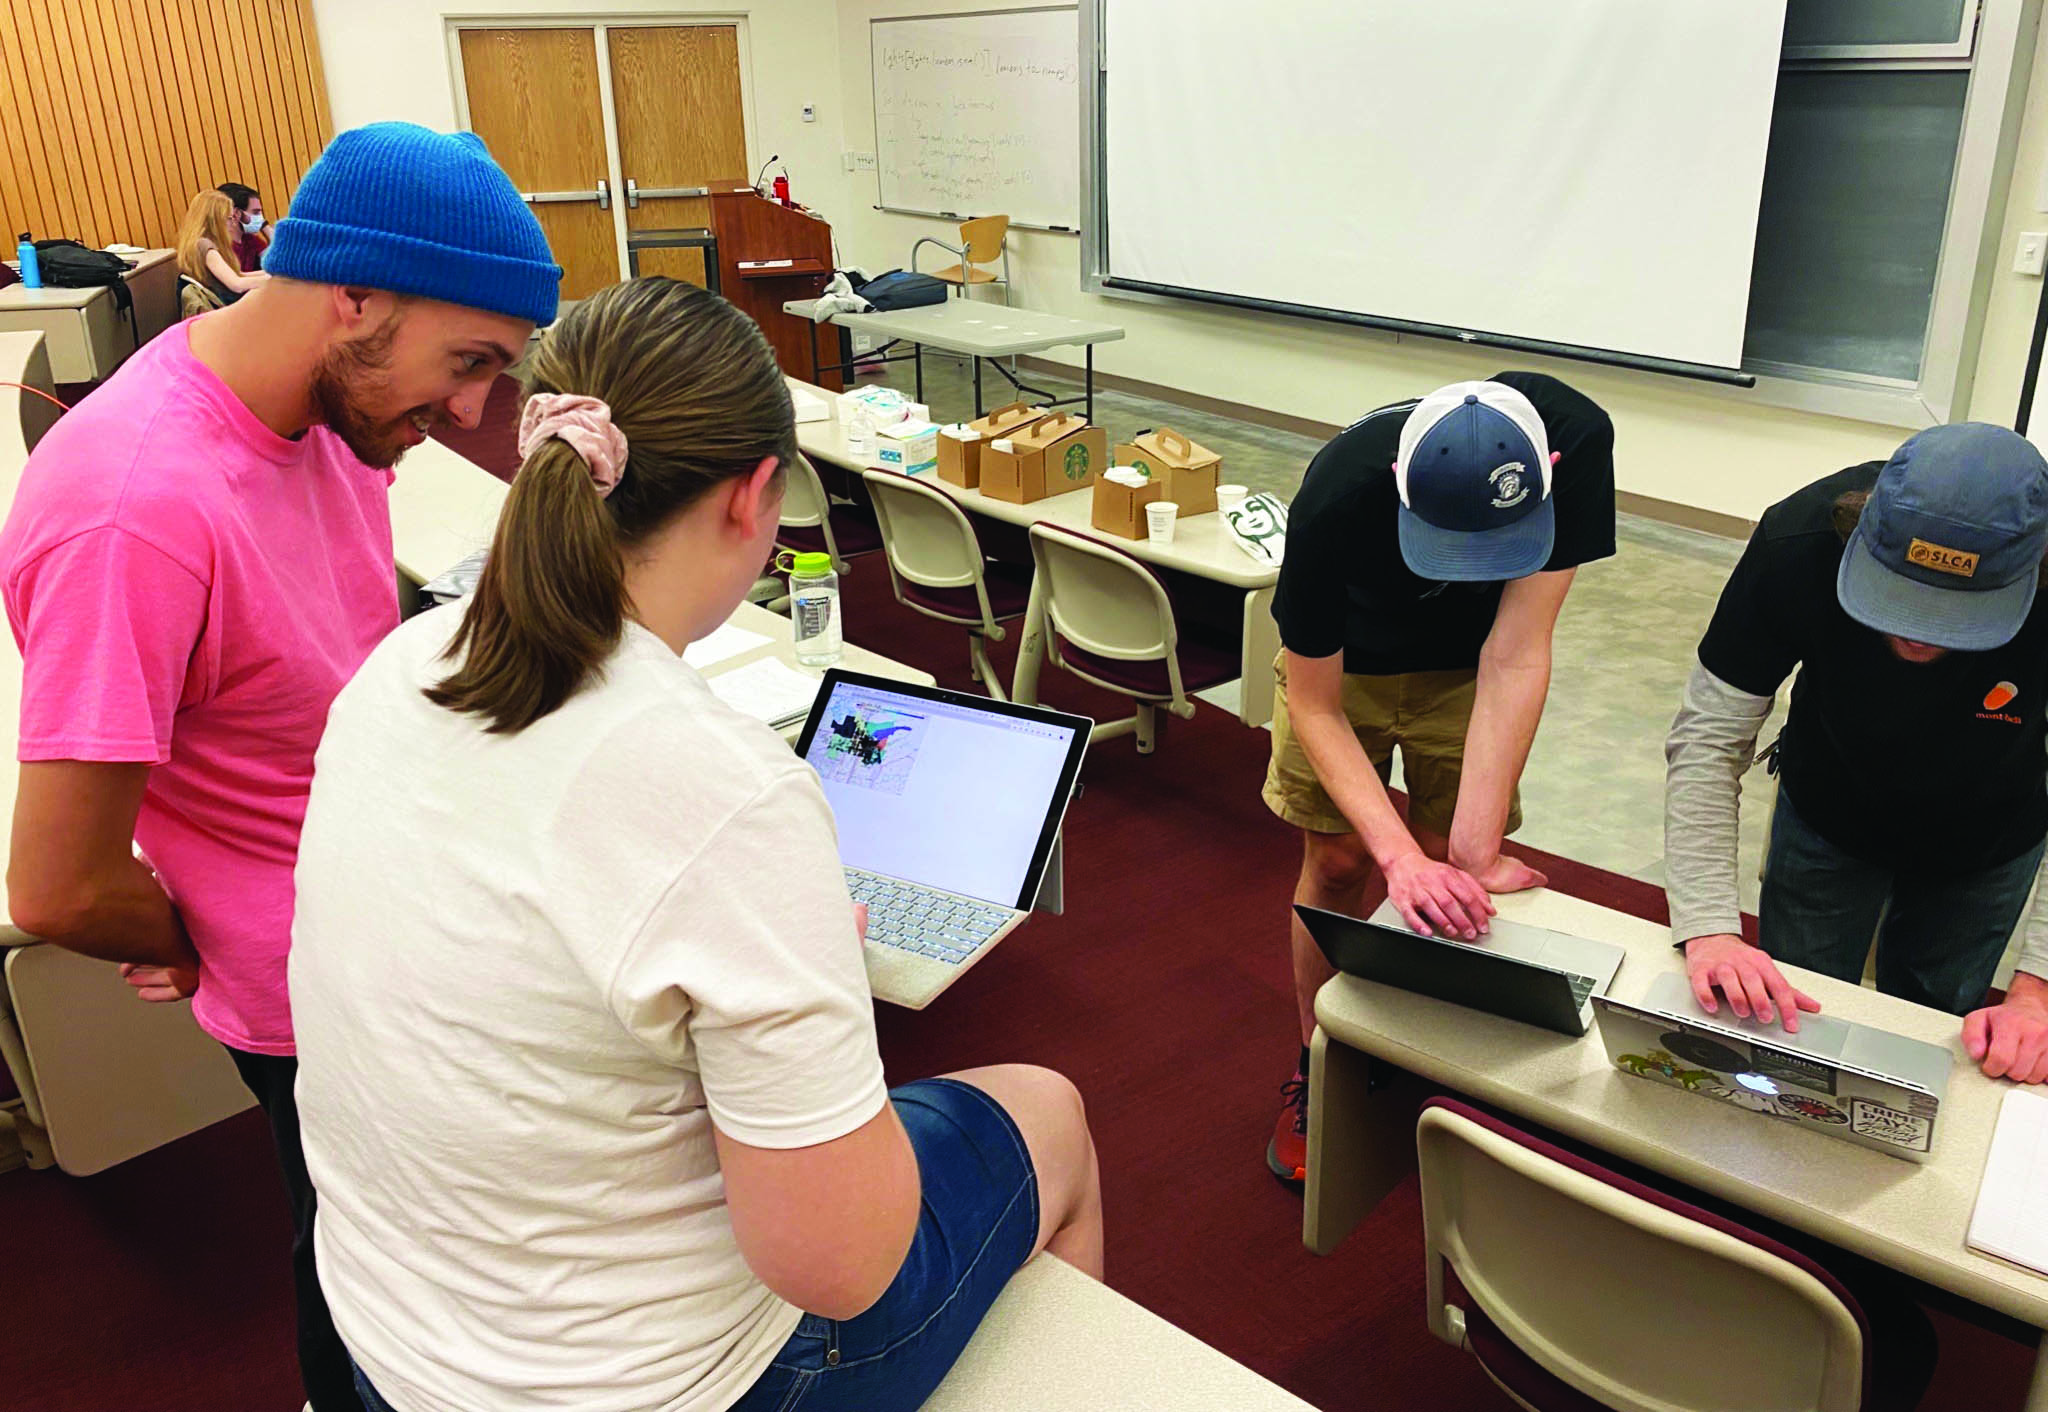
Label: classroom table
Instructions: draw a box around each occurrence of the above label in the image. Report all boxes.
[1305,888,2048,1406]
[0,248,177,382]
[389,437,936,733]
[790,378,1282,728]
[785,299,1126,423]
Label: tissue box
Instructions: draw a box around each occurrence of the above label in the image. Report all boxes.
[788,383,831,424]
[966,400,1051,441]
[938,425,983,488]
[877,419,939,477]
[980,413,1107,505]
[1091,467,1165,540]
[837,384,911,426]
[1113,427,1221,515]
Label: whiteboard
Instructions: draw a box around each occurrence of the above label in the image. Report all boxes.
[871,8,1081,230]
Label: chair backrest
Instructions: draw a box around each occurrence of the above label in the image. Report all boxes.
[1028,524,1176,663]
[779,451,830,530]
[1417,1100,1865,1412]
[960,214,1010,266]
[178,275,223,320]
[863,465,989,584]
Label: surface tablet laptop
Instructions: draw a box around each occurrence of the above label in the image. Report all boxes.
[1296,905,1625,1036]
[795,670,1089,1009]
[1593,972,1952,1162]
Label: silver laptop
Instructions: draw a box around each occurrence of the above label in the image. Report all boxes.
[1594,972,1953,1162]
[795,671,1089,1010]
[1299,902,1626,1036]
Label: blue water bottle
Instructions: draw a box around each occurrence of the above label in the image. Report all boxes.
[15,234,40,289]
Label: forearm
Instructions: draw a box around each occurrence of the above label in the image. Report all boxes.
[1448,653,1550,869]
[1292,706,1419,866]
[1664,662,1772,946]
[12,856,197,968]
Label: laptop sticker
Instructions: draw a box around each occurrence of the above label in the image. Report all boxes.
[1702,1083,1780,1114]
[1749,1048,1839,1096]
[1775,1093,1848,1124]
[1848,1096,1934,1153]
[1617,1050,1716,1091]
[1659,1031,1748,1073]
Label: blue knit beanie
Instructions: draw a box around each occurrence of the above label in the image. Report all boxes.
[265,122,561,326]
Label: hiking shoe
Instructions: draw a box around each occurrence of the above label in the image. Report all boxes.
[1266,1070,1308,1184]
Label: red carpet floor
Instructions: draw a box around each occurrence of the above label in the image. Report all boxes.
[3,380,2034,1410]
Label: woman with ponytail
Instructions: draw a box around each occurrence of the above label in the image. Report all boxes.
[288,277,1101,1412]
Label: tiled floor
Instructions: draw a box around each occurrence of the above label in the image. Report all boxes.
[871,352,1784,910]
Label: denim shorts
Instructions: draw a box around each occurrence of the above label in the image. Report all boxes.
[353,1077,1037,1412]
[726,1076,1040,1412]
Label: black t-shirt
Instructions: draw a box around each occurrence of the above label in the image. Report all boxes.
[1272,371,1618,675]
[1698,462,2048,875]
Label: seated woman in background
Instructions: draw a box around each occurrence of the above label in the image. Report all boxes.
[175,189,266,306]
[289,276,1102,1412]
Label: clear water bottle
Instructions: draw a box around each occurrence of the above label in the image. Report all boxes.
[845,405,877,459]
[785,551,842,667]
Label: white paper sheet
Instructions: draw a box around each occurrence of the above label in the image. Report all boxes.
[708,656,822,728]
[682,622,772,671]
[1967,1089,2048,1275]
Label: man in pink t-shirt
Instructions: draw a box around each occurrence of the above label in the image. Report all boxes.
[2,123,559,1411]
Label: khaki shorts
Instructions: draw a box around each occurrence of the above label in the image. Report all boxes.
[1262,655,1523,841]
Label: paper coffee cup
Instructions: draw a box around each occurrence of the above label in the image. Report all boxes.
[1216,483,1249,512]
[1146,500,1179,544]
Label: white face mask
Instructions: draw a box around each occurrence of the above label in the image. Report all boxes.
[242,213,265,235]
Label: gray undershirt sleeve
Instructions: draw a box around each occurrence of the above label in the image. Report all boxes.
[1663,661,1775,947]
[2016,820,2048,984]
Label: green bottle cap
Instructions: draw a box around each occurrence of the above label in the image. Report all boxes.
[790,552,834,575]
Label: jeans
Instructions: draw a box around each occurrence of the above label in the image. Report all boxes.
[227,1048,366,1412]
[1759,789,2044,1015]
[354,1078,1039,1412]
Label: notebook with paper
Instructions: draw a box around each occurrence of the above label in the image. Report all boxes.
[794,670,1089,1009]
[1969,1089,2048,1274]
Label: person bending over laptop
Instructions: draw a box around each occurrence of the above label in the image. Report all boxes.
[1264,374,1617,1181]
[289,277,1103,1412]
[1664,424,2048,1084]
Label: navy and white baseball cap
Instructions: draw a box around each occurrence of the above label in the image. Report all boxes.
[1838,423,2048,651]
[1394,381,1555,581]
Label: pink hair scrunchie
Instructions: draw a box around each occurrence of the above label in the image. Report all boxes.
[517,393,629,498]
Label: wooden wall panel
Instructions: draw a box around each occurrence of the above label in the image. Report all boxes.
[0,0,332,251]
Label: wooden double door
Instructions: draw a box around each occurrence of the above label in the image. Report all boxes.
[458,24,749,300]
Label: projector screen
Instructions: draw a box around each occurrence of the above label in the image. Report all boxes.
[1100,0,1788,373]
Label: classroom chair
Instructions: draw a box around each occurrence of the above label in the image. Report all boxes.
[1416,1098,1869,1412]
[775,451,883,577]
[862,467,1031,698]
[913,215,1012,304]
[1019,524,1237,754]
[177,275,224,320]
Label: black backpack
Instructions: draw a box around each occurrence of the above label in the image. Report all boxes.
[855,269,948,311]
[32,239,138,342]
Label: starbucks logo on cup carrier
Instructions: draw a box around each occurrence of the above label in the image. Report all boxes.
[1489,462,1530,510]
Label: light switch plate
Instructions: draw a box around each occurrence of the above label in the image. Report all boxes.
[2017,231,2047,277]
[802,104,816,123]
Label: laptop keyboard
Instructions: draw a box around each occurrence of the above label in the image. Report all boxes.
[847,869,1013,966]
[1567,972,1599,1007]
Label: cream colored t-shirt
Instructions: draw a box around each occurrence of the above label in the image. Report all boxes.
[291,613,888,1412]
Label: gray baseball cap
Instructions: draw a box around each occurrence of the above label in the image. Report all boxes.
[1836,423,2048,651]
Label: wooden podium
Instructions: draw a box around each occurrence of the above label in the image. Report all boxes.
[707,184,841,392]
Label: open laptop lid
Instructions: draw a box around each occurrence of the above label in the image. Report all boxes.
[1295,905,1589,1035]
[1594,973,1949,1099]
[795,670,1090,911]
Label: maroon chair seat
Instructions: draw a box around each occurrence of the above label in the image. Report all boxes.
[778,506,883,562]
[1424,1097,1878,1411]
[898,559,1033,625]
[1055,633,1239,700]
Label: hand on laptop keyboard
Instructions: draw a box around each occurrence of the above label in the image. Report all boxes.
[846,869,1011,966]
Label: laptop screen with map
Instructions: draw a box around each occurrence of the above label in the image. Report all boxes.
[795,672,1090,911]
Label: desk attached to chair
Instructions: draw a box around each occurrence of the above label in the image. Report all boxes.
[0,248,178,383]
[789,378,1283,728]
[1306,887,2048,1407]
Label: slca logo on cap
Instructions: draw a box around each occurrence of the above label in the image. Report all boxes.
[1489,463,1529,510]
[1906,537,1980,578]
[1980,680,2021,724]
